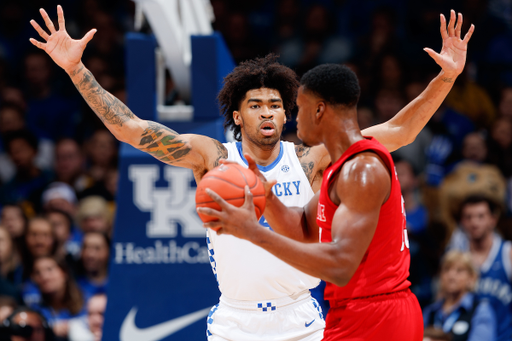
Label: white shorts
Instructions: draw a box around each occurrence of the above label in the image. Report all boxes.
[206,290,325,341]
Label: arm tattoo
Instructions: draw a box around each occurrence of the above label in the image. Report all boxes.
[441,77,454,83]
[295,144,311,158]
[138,121,191,163]
[301,161,315,182]
[72,68,135,127]
[212,139,228,167]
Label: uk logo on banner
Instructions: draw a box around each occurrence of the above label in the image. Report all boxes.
[103,146,220,341]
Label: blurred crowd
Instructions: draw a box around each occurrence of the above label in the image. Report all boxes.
[0,0,510,340]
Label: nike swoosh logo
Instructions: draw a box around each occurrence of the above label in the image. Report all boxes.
[120,306,211,341]
[305,319,315,328]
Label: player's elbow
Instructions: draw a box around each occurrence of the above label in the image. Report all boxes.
[327,268,354,287]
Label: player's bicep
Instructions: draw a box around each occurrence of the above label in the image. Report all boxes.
[361,123,401,152]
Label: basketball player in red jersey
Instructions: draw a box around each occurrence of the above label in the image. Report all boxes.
[198,15,474,341]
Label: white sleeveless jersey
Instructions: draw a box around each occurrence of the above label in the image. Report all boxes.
[206,141,320,300]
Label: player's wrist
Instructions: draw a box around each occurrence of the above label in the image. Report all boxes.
[65,61,84,77]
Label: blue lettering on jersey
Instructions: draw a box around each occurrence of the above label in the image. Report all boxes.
[259,215,272,231]
[272,181,301,197]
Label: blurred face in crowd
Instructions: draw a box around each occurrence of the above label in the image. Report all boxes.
[374,89,405,122]
[0,106,24,134]
[395,160,416,193]
[440,260,474,296]
[46,211,71,246]
[461,202,497,241]
[55,139,84,183]
[462,133,487,162]
[24,54,51,90]
[88,130,117,167]
[8,138,36,170]
[0,205,26,238]
[82,233,109,274]
[10,311,46,341]
[0,226,13,265]
[88,294,107,340]
[499,88,512,119]
[80,215,110,234]
[26,218,54,258]
[491,118,512,149]
[32,258,66,296]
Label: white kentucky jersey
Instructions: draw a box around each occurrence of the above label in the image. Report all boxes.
[206,141,320,300]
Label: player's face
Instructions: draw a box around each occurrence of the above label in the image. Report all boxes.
[296,86,322,147]
[460,202,497,241]
[234,88,285,148]
[440,261,473,295]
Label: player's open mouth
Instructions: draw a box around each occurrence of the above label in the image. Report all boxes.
[260,122,276,136]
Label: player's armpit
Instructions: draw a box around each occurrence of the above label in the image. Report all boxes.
[328,154,391,285]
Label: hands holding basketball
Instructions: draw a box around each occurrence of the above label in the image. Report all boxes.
[423,9,475,78]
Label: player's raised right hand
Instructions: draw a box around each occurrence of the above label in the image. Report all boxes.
[29,5,96,74]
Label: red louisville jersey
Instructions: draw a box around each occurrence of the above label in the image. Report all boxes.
[317,137,411,301]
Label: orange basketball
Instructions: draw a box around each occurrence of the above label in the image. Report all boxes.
[196,164,266,229]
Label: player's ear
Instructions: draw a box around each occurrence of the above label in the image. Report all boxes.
[233,111,242,126]
[315,102,326,120]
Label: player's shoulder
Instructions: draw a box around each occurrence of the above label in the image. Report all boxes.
[341,152,390,184]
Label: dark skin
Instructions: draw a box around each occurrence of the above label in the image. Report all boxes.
[30,6,473,190]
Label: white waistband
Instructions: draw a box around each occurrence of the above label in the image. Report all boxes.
[220,290,312,311]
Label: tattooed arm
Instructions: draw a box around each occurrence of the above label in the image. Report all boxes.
[362,11,474,152]
[29,6,226,174]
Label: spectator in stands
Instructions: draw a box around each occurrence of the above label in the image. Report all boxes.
[0,295,17,321]
[41,183,78,219]
[0,104,54,184]
[0,204,27,261]
[76,232,109,300]
[423,250,496,341]
[3,307,55,341]
[21,217,56,307]
[0,130,53,209]
[76,197,112,236]
[23,50,79,142]
[448,195,512,341]
[487,117,512,179]
[498,87,512,120]
[68,293,106,341]
[54,139,93,195]
[45,209,82,264]
[0,225,22,288]
[84,130,117,184]
[31,256,85,340]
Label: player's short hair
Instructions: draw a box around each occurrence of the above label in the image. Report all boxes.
[218,54,299,141]
[300,64,360,108]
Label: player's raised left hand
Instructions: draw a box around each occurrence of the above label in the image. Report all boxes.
[424,10,475,78]
[197,186,261,238]
[29,5,96,74]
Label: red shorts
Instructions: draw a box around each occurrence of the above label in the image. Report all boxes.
[323,289,423,341]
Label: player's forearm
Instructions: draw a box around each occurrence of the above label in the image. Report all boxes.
[67,62,143,144]
[248,227,351,286]
[365,70,456,152]
[264,192,317,243]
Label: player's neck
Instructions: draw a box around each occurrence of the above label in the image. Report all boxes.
[323,116,364,163]
[240,138,281,167]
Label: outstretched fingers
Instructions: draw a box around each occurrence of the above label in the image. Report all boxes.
[29,38,46,51]
[81,29,97,45]
[463,24,475,44]
[40,8,56,34]
[30,20,49,41]
[57,5,65,31]
[455,12,463,38]
[242,186,254,209]
[205,189,230,210]
[447,9,456,36]
[440,14,448,40]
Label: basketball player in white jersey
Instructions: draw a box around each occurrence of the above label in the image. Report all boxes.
[30,6,471,340]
